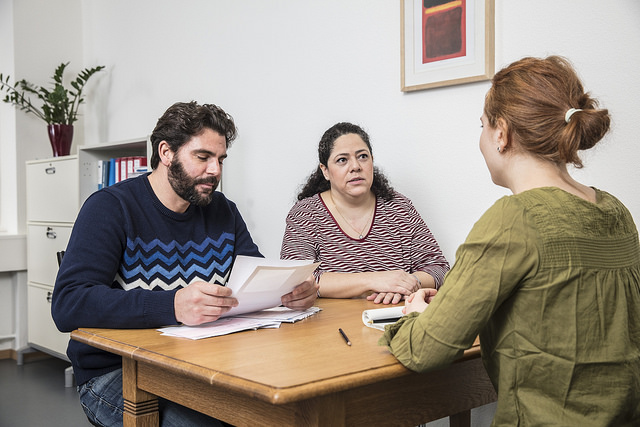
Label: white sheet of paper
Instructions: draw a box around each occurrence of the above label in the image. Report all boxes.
[221,256,320,317]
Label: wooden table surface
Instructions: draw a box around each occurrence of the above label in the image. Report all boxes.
[72,298,496,426]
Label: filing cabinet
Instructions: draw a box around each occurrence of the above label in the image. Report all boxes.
[25,138,149,360]
[26,157,78,359]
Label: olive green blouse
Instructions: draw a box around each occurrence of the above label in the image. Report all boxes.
[381,188,640,426]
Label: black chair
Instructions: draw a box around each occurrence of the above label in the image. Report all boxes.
[55,250,75,387]
[56,250,65,267]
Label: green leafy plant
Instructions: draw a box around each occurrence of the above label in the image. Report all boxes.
[0,62,105,125]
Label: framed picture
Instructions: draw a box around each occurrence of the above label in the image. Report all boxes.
[401,0,495,92]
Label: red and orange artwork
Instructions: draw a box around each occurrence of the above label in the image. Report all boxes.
[422,0,466,64]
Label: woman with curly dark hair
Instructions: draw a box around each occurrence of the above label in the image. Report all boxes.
[281,122,449,304]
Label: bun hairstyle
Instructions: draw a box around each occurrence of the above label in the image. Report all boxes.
[484,56,610,168]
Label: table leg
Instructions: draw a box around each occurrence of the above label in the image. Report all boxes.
[122,358,160,427]
[294,393,345,426]
[449,410,471,427]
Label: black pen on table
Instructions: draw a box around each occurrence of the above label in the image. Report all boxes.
[339,328,351,346]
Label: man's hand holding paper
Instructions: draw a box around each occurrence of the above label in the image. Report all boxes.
[222,256,320,317]
[281,274,318,311]
[174,281,239,326]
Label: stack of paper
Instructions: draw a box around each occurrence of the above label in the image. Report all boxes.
[158,306,321,340]
[236,306,321,322]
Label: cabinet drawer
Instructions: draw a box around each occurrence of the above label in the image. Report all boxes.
[26,157,79,222]
[27,224,72,286]
[28,283,70,358]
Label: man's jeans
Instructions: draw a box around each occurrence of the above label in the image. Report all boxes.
[78,368,224,427]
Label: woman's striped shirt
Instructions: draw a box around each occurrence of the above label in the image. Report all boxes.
[280,192,450,288]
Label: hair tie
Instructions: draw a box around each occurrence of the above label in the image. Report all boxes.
[565,108,582,123]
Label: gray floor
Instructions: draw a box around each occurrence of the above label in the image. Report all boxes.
[0,356,92,426]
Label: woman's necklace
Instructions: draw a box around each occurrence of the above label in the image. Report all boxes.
[329,192,375,239]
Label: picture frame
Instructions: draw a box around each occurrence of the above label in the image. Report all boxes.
[400,0,495,92]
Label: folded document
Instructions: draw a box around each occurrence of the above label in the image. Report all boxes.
[222,256,320,317]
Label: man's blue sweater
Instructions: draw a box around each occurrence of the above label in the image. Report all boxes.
[52,174,261,385]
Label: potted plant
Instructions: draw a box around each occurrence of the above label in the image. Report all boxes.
[0,62,105,156]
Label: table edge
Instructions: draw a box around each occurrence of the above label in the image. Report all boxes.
[71,329,482,404]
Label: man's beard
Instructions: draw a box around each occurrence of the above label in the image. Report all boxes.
[167,157,219,206]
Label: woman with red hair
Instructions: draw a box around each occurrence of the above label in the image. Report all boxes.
[381,56,640,426]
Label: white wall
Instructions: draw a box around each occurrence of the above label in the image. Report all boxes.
[79,0,640,262]
[0,0,17,234]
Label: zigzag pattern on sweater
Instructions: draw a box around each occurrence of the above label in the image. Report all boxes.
[115,232,235,290]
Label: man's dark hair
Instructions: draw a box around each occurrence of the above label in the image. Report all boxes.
[149,101,237,169]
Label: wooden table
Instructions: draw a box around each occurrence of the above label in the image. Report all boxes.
[71,298,496,427]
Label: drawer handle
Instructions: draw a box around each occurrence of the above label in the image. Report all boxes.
[46,227,57,239]
[45,167,56,174]
[46,291,52,303]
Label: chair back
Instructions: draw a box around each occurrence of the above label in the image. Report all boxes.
[56,250,65,267]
